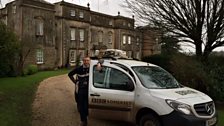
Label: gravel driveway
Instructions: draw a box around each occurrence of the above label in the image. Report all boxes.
[32,74,132,126]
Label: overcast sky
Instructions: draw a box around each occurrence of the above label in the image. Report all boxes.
[1,0,132,17]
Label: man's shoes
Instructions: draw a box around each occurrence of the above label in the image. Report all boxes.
[80,121,87,126]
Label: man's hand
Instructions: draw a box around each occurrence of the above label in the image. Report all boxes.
[96,62,102,71]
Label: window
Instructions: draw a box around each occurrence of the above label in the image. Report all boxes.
[108,32,113,44]
[36,19,44,36]
[79,51,85,60]
[132,66,180,89]
[79,11,84,18]
[79,29,85,41]
[3,16,7,25]
[36,49,43,64]
[127,51,132,58]
[93,66,134,91]
[12,4,16,14]
[109,20,113,26]
[70,50,75,63]
[123,21,126,26]
[98,31,103,43]
[136,37,140,45]
[155,37,159,44]
[128,23,131,27]
[70,28,76,40]
[136,52,140,59]
[122,35,126,44]
[128,36,131,44]
[70,10,76,17]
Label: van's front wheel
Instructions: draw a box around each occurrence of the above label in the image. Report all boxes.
[139,114,161,126]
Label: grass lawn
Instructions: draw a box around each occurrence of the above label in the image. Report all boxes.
[218,109,224,126]
[0,69,69,126]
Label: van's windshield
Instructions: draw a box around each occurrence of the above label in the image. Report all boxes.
[132,66,181,89]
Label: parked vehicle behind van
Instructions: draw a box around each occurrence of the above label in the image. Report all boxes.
[88,58,217,126]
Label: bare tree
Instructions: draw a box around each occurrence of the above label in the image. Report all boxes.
[125,0,224,60]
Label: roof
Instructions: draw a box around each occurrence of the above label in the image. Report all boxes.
[31,0,53,5]
[54,1,133,20]
[35,0,52,4]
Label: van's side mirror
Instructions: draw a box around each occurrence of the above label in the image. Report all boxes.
[126,81,134,91]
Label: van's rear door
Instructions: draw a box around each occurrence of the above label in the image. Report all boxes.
[88,62,135,121]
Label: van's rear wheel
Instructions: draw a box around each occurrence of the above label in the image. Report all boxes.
[139,114,161,126]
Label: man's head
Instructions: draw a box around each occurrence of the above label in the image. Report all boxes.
[82,56,90,67]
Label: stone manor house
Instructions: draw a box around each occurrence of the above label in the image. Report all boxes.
[0,0,161,69]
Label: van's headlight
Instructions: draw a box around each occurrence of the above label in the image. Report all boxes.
[166,99,192,115]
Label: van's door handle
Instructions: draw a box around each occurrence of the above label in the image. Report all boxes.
[90,93,100,97]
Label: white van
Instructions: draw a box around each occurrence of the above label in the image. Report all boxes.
[88,58,217,126]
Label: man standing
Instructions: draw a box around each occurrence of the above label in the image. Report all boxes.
[68,56,90,126]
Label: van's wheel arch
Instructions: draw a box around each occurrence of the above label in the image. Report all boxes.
[139,114,161,126]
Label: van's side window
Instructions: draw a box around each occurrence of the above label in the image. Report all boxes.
[93,66,133,91]
[93,66,107,88]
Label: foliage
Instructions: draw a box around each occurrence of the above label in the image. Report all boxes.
[205,56,224,101]
[125,0,224,60]
[0,69,69,126]
[142,54,171,71]
[169,54,209,93]
[23,65,38,75]
[0,21,20,77]
[160,35,180,55]
[217,109,224,125]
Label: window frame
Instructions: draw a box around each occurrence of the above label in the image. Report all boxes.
[108,32,113,44]
[136,51,140,59]
[36,49,44,64]
[109,20,113,26]
[70,50,75,63]
[136,37,140,45]
[128,23,131,27]
[79,29,85,42]
[98,31,103,43]
[70,28,76,40]
[122,35,126,44]
[123,21,126,26]
[12,4,16,14]
[70,10,76,17]
[3,16,7,25]
[128,36,131,44]
[127,51,132,58]
[35,19,44,36]
[79,11,84,18]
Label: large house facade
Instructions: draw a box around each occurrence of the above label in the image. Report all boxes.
[0,0,161,69]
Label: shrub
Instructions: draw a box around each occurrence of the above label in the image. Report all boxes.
[169,54,209,93]
[205,55,224,101]
[23,65,38,75]
[142,54,171,71]
[0,21,20,77]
